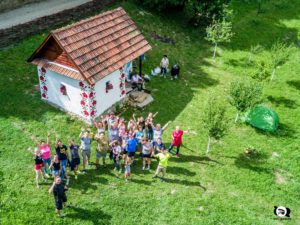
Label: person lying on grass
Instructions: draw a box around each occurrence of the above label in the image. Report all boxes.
[49,176,68,218]
[69,139,80,180]
[33,147,46,188]
[168,126,190,158]
[152,148,171,182]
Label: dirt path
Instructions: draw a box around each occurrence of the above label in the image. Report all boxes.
[0,0,93,30]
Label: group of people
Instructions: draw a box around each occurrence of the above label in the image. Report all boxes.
[32,112,190,217]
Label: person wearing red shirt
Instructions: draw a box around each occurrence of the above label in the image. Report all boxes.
[168,126,189,158]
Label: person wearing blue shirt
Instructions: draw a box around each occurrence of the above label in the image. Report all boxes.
[127,134,139,159]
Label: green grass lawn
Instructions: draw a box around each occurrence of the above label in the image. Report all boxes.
[0,0,300,224]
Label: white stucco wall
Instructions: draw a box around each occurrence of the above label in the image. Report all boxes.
[37,66,89,120]
[94,69,126,116]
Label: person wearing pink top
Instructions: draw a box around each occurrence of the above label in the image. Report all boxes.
[39,132,52,176]
[168,126,189,158]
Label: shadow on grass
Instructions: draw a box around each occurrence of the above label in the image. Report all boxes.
[252,122,296,138]
[167,166,196,176]
[287,80,300,90]
[163,178,206,190]
[226,151,270,174]
[66,206,111,225]
[176,154,223,166]
[267,96,298,109]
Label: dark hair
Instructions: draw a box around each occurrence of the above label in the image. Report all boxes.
[40,140,45,144]
[163,55,168,57]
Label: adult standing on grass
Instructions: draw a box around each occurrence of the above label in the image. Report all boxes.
[49,176,68,218]
[39,132,52,177]
[152,137,166,154]
[160,55,169,78]
[152,148,171,181]
[168,126,189,158]
[79,129,92,174]
[55,139,69,180]
[33,148,46,188]
[69,139,80,180]
[95,132,110,168]
[127,133,139,161]
[153,121,172,144]
[141,138,153,170]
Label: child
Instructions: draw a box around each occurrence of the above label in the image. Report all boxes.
[145,112,158,140]
[160,55,169,78]
[39,132,51,177]
[49,154,61,178]
[110,140,122,173]
[141,138,153,170]
[168,126,190,158]
[124,157,132,182]
[33,148,46,188]
[127,134,139,161]
[49,176,68,218]
[69,139,80,179]
[152,148,171,181]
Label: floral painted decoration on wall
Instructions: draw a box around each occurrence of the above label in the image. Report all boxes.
[79,81,97,118]
[119,67,126,97]
[38,67,48,99]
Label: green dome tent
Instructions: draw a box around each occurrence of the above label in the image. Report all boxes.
[244,105,279,132]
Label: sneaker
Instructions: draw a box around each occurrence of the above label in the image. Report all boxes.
[160,178,165,182]
[114,167,117,171]
[147,166,150,170]
[142,167,145,170]
[152,175,157,179]
[125,179,128,182]
[175,154,180,158]
[58,214,65,218]
[75,175,78,180]
[37,184,41,189]
[119,169,122,174]
[81,170,86,174]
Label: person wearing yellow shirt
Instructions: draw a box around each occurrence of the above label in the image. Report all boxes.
[152,148,171,181]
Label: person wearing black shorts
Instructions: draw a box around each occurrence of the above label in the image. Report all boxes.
[49,176,68,218]
[69,139,80,180]
[141,138,153,170]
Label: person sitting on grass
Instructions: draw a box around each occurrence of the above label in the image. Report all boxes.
[95,132,109,169]
[33,147,46,188]
[141,138,153,170]
[124,157,132,182]
[152,148,171,182]
[39,132,52,177]
[69,139,80,180]
[49,154,61,179]
[130,72,144,91]
[168,126,190,158]
[79,128,92,174]
[49,176,68,218]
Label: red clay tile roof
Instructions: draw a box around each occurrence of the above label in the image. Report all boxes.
[28,7,151,84]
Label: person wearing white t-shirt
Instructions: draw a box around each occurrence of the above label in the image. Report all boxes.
[160,55,169,78]
[131,73,143,91]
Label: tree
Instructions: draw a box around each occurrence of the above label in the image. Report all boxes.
[269,41,291,81]
[251,54,272,81]
[228,80,263,123]
[138,0,230,27]
[202,95,228,154]
[205,10,234,59]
